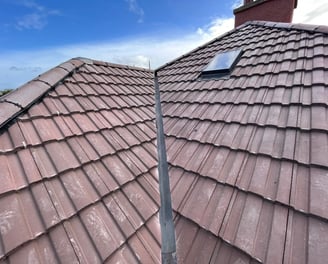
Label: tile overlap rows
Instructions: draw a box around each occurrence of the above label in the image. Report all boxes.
[158,23,328,263]
[1,21,328,263]
[0,61,162,263]
[0,58,244,263]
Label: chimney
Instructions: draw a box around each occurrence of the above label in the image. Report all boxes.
[234,0,298,28]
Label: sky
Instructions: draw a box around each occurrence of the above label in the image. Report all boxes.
[0,0,327,90]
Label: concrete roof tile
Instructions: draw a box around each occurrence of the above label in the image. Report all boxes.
[158,21,328,263]
[0,192,38,254]
[0,58,159,263]
[1,21,328,263]
[49,225,80,262]
[0,102,21,127]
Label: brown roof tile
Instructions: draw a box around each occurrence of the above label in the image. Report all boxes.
[1,21,328,263]
[0,58,158,262]
[0,102,21,126]
[158,21,328,263]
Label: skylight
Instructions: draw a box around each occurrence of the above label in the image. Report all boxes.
[201,49,243,79]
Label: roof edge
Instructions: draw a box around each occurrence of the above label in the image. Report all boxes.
[156,20,328,72]
[155,24,246,72]
[246,20,328,35]
[0,58,85,130]
[75,56,153,72]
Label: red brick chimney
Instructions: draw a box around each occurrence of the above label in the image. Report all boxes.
[234,0,298,28]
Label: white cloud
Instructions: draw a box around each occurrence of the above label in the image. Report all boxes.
[16,13,47,30]
[196,17,234,41]
[125,0,144,23]
[10,66,42,72]
[14,0,60,30]
[293,0,328,25]
[1,8,235,88]
[20,0,44,11]
[1,0,328,90]
[232,0,243,9]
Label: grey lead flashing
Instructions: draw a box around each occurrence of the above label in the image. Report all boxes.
[154,72,177,264]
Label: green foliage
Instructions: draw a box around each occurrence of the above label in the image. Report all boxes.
[0,89,13,97]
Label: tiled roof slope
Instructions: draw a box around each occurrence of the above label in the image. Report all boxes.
[1,20,328,263]
[157,21,328,263]
[0,58,162,263]
[0,57,250,263]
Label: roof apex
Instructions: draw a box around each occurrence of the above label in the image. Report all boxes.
[246,20,328,34]
[74,56,153,72]
[0,57,153,131]
[156,20,328,72]
[0,58,85,129]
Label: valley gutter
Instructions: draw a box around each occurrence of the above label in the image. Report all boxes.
[154,71,177,264]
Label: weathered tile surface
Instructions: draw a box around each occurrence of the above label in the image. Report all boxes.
[0,59,161,262]
[1,21,328,263]
[158,22,328,263]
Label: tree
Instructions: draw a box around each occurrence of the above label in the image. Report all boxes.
[0,89,13,97]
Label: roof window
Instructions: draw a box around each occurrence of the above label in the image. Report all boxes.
[201,49,242,79]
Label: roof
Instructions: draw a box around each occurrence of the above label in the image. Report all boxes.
[0,20,328,263]
[158,21,328,263]
[0,58,162,263]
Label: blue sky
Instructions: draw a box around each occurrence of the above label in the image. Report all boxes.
[1,0,234,48]
[1,0,327,89]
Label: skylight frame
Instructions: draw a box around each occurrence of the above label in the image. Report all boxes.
[200,49,243,79]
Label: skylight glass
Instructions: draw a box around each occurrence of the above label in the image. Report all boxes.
[201,49,243,79]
